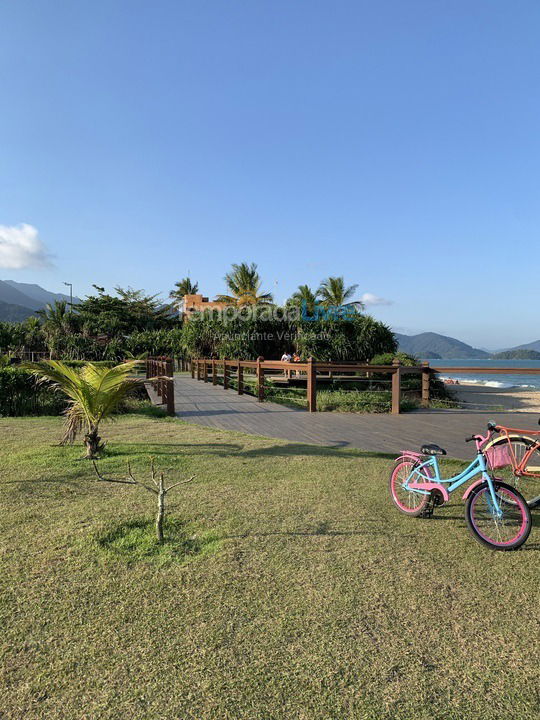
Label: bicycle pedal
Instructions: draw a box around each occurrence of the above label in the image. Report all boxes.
[420,497,436,518]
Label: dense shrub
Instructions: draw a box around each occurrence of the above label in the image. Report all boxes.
[125,329,185,358]
[370,351,417,366]
[0,368,65,416]
[182,309,397,361]
[48,334,104,361]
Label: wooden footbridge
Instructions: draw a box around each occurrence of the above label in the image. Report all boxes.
[145,357,540,459]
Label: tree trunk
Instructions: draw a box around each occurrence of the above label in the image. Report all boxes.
[84,428,103,459]
[156,475,165,543]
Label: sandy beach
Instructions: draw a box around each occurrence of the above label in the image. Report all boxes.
[448,382,540,412]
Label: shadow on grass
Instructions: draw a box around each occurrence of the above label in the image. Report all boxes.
[101,440,396,461]
[54,437,464,468]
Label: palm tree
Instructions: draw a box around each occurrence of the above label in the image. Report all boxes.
[215,262,273,306]
[24,360,144,458]
[287,285,319,315]
[317,277,359,307]
[37,300,73,339]
[169,277,199,303]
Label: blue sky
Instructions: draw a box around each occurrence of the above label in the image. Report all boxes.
[1,0,539,349]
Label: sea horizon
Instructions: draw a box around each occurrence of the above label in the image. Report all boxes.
[422,358,540,390]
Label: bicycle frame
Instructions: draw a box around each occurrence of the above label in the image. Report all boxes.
[494,425,540,478]
[403,430,504,516]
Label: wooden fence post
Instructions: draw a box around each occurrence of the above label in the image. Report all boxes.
[391,358,401,415]
[256,356,265,402]
[166,358,175,416]
[421,361,430,407]
[223,359,229,390]
[212,359,217,385]
[307,357,317,412]
[237,361,243,395]
[203,360,208,383]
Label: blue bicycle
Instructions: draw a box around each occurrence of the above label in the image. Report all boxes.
[389,423,532,550]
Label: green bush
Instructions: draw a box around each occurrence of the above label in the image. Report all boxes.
[0,368,65,416]
[182,309,397,361]
[61,360,116,368]
[370,351,418,366]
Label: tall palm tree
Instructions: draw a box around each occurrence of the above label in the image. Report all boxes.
[287,285,319,315]
[24,360,144,458]
[169,277,199,303]
[317,277,359,307]
[215,262,273,306]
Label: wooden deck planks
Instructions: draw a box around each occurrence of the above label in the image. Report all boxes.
[171,376,540,459]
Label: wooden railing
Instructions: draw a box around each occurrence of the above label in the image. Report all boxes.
[146,356,175,416]
[191,357,432,414]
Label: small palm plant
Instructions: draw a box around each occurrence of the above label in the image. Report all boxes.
[24,360,144,458]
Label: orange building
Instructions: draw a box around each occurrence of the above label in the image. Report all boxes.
[181,294,229,319]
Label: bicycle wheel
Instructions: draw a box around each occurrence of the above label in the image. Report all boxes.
[465,480,532,551]
[389,460,430,517]
[485,435,540,507]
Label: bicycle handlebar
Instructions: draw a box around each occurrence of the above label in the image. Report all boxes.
[464,424,498,445]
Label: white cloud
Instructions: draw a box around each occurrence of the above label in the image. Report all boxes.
[360,292,393,307]
[0,223,51,269]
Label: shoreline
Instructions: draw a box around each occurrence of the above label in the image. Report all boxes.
[447,383,540,412]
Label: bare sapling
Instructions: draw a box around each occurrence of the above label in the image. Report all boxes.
[92,460,195,542]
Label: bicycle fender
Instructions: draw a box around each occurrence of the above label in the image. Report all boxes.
[462,479,484,500]
[395,451,423,463]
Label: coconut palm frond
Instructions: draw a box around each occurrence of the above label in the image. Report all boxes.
[22,360,145,447]
[169,277,199,300]
[61,402,85,445]
[216,263,274,306]
[317,277,358,307]
[288,285,319,314]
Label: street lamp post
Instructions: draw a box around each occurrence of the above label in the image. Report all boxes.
[63,282,73,312]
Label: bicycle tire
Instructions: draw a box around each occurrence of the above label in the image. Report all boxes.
[465,480,532,551]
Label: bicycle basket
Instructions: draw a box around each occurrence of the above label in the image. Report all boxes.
[485,444,513,470]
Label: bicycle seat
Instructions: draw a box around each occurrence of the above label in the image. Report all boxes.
[421,444,447,456]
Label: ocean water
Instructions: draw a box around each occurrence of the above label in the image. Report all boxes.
[423,359,540,390]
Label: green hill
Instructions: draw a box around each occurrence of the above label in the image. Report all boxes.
[0,300,36,322]
[491,349,540,360]
[395,332,489,359]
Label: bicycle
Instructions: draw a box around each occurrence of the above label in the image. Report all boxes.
[389,423,532,551]
[483,422,540,508]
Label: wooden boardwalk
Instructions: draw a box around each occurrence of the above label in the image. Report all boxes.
[172,375,540,459]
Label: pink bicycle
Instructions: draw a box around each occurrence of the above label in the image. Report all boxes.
[389,423,532,551]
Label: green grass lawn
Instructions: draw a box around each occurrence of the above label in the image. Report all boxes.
[1,415,539,720]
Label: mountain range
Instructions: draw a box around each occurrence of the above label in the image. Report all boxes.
[396,331,540,359]
[508,339,540,353]
[0,279,79,321]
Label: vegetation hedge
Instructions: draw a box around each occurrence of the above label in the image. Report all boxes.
[0,368,65,417]
[182,310,397,361]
